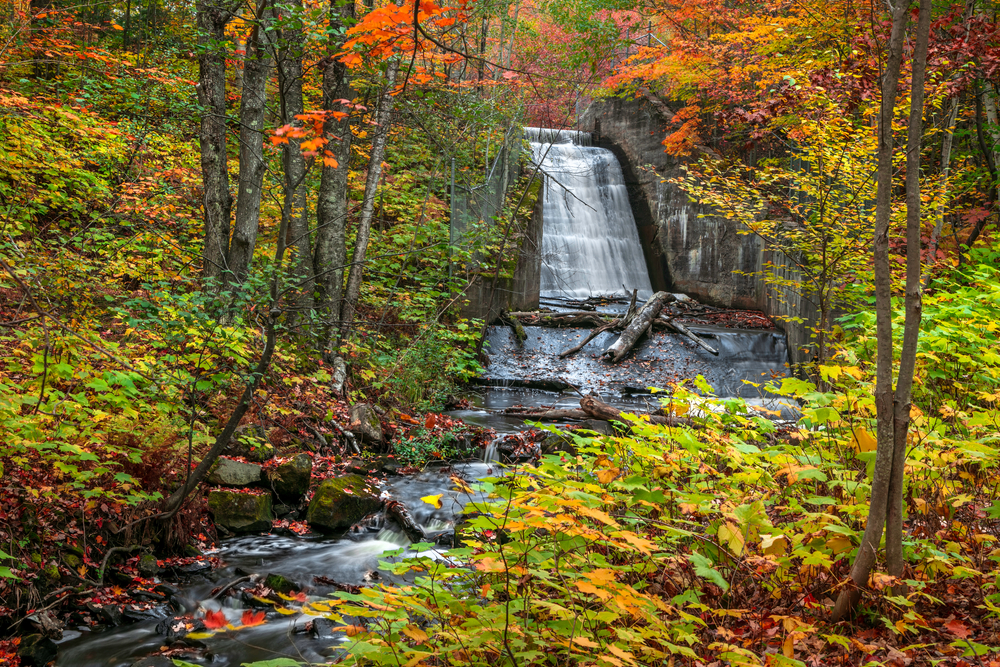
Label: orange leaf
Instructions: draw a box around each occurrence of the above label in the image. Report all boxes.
[270,135,289,145]
[203,609,228,629]
[946,619,972,638]
[241,610,266,627]
[323,156,339,168]
[425,414,437,429]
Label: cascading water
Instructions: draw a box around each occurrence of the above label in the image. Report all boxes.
[526,127,653,301]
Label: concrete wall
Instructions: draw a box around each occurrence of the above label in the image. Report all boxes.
[579,95,817,366]
[459,183,543,321]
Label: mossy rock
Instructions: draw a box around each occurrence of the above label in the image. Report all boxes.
[208,490,273,535]
[306,474,381,533]
[348,403,383,446]
[267,454,312,500]
[263,572,299,596]
[207,457,263,487]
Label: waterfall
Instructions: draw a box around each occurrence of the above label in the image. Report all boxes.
[526,127,653,301]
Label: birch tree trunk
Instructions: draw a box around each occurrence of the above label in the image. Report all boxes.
[924,98,959,286]
[314,0,356,349]
[274,0,314,313]
[831,0,910,622]
[338,58,399,338]
[226,1,273,288]
[197,0,236,283]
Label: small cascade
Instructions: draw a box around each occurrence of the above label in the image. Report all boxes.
[482,437,502,463]
[526,127,653,301]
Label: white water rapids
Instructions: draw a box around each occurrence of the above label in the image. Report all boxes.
[526,127,653,301]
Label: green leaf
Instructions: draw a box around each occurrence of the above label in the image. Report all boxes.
[688,552,729,591]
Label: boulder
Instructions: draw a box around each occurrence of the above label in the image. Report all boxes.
[228,425,275,462]
[306,475,381,533]
[348,403,383,446]
[267,454,313,500]
[207,457,262,487]
[138,554,161,577]
[207,490,273,534]
[263,573,299,596]
[17,634,57,666]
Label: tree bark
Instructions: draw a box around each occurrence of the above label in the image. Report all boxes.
[197,0,236,283]
[887,0,931,588]
[967,82,1000,248]
[314,0,356,351]
[339,58,399,338]
[832,0,911,622]
[274,0,314,314]
[602,291,675,363]
[225,1,273,287]
[657,317,718,356]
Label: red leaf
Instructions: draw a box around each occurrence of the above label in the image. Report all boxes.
[241,610,266,627]
[203,609,228,629]
[425,414,437,429]
[946,619,972,638]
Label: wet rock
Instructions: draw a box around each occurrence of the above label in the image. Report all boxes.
[263,573,299,596]
[349,403,383,446]
[207,457,263,487]
[228,425,275,462]
[130,657,175,667]
[208,490,273,534]
[306,474,382,533]
[310,617,336,639]
[17,634,58,666]
[153,583,180,598]
[541,433,576,457]
[17,635,59,667]
[267,453,312,500]
[138,554,161,577]
[87,603,123,627]
[575,419,615,436]
[123,604,168,623]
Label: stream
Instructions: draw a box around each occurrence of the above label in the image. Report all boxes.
[53,127,795,666]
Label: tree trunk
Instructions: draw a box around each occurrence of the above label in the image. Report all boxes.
[831,0,910,622]
[274,0,314,314]
[314,0,356,350]
[226,2,274,287]
[887,0,931,589]
[967,82,1000,248]
[339,58,399,338]
[602,291,675,363]
[197,0,235,283]
[925,97,959,287]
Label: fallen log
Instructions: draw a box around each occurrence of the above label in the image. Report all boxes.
[559,318,621,358]
[580,396,698,429]
[506,312,611,328]
[385,500,426,543]
[602,292,676,363]
[656,317,719,356]
[498,311,527,346]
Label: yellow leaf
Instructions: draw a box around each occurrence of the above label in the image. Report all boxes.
[760,534,788,556]
[718,522,745,556]
[616,531,656,555]
[274,607,298,615]
[421,494,443,509]
[827,535,853,554]
[576,581,612,600]
[596,467,619,484]
[572,636,600,648]
[401,625,429,643]
[851,427,877,453]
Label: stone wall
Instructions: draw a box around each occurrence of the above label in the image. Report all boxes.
[579,95,817,366]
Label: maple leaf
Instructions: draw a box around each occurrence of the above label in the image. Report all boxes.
[240,610,266,627]
[946,619,972,638]
[202,609,228,629]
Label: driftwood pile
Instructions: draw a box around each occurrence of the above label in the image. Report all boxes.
[504,290,719,361]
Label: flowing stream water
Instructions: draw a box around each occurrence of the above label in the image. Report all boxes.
[55,128,793,666]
